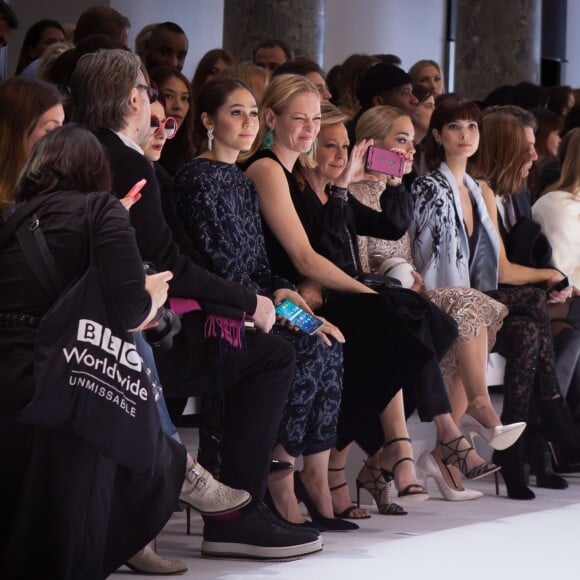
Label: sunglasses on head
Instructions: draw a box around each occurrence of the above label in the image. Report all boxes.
[150,115,177,139]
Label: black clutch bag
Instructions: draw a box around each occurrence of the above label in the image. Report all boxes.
[355,272,402,291]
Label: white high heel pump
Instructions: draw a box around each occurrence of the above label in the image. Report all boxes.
[461,415,526,451]
[416,452,483,502]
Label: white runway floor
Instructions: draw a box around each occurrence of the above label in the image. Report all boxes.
[111,414,580,580]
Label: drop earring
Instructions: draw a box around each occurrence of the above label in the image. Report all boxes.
[261,127,274,150]
[207,128,214,151]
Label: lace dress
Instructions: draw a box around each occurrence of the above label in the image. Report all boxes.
[351,179,508,387]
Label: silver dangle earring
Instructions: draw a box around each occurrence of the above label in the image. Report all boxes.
[207,128,214,151]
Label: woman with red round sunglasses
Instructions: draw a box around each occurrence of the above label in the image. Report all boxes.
[143,100,177,162]
[142,99,201,278]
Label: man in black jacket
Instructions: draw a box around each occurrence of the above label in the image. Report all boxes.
[70,49,321,561]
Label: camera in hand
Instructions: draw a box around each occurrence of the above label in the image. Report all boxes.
[142,262,182,350]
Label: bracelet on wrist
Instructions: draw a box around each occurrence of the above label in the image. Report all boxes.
[328,184,348,199]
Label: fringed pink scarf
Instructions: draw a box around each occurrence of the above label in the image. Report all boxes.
[169,297,245,350]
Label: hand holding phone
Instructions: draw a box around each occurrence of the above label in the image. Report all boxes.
[120,178,146,211]
[365,146,405,177]
[275,299,323,335]
[549,276,569,293]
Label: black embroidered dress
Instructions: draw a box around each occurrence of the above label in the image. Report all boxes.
[244,149,458,454]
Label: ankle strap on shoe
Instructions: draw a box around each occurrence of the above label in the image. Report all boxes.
[383,437,411,448]
[328,466,346,472]
[362,460,382,473]
[329,481,348,492]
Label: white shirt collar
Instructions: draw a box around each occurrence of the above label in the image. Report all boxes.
[114,130,144,155]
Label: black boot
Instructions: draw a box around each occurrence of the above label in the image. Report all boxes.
[493,438,535,500]
[539,396,580,468]
[525,432,568,489]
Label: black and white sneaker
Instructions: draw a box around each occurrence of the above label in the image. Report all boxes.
[202,503,323,560]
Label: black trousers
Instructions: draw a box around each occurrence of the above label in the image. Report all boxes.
[218,330,294,507]
[320,290,456,456]
[160,324,295,508]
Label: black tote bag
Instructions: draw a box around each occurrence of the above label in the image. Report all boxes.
[16,194,161,473]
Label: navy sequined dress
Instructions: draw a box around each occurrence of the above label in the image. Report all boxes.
[174,158,342,456]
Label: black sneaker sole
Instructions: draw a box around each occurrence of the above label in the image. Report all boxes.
[201,537,323,560]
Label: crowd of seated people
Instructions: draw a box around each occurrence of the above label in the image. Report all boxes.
[1,2,579,577]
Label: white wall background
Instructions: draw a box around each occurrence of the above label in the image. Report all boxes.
[6,0,99,77]
[6,0,224,80]
[323,0,446,72]
[4,0,580,86]
[110,0,224,80]
[564,0,580,86]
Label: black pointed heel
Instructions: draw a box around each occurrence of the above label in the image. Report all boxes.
[294,471,359,531]
[263,488,323,531]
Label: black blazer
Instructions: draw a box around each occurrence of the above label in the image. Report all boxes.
[497,189,552,270]
[97,130,257,314]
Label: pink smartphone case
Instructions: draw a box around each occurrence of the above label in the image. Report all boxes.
[365,146,405,177]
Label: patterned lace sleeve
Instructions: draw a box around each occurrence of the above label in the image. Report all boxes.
[350,180,413,272]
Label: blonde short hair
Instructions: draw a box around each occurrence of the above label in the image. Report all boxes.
[241,73,320,168]
[355,105,408,142]
[320,101,348,128]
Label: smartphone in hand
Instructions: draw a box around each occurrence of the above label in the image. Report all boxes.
[548,276,569,293]
[365,146,405,177]
[275,299,323,335]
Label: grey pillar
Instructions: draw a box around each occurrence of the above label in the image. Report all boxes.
[223,0,325,64]
[454,0,541,101]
